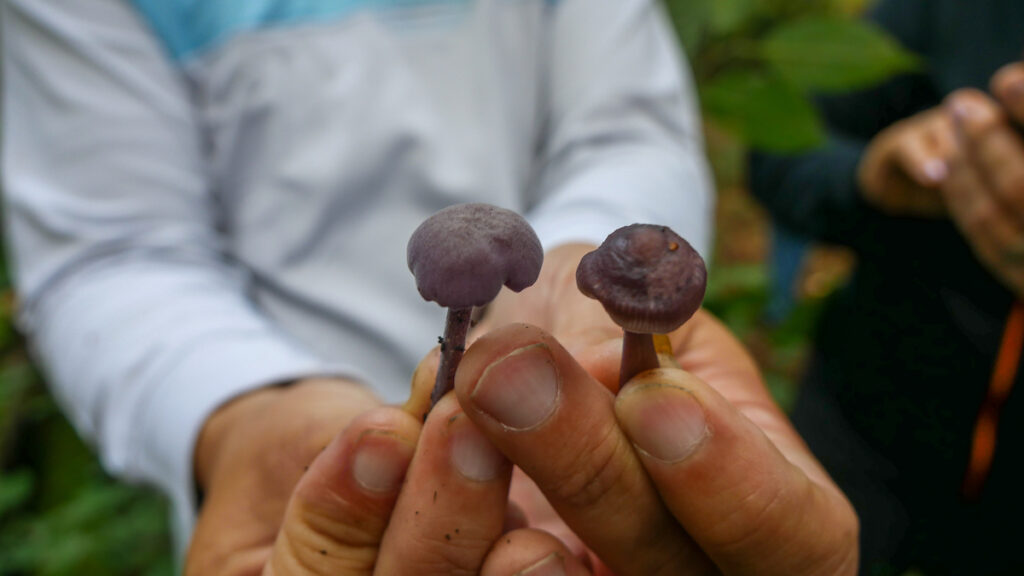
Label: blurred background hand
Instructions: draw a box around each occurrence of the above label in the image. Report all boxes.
[941,71,1024,299]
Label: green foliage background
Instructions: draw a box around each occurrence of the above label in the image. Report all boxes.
[0,0,918,573]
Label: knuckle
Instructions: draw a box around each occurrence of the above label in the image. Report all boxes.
[274,521,376,575]
[705,469,803,554]
[548,422,632,510]
[290,500,380,551]
[405,531,492,576]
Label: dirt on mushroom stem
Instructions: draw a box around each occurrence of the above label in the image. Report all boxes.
[432,307,473,407]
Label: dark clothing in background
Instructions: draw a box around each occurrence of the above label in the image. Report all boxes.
[750,1,1024,574]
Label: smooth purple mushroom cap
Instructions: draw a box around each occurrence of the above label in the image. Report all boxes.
[407,203,544,309]
[576,224,706,334]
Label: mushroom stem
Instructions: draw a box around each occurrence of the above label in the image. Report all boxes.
[432,307,473,407]
[620,330,659,387]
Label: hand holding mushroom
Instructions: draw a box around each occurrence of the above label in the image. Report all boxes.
[939,69,1024,299]
[405,208,857,574]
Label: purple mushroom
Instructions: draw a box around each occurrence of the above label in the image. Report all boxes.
[576,224,706,387]
[408,203,544,408]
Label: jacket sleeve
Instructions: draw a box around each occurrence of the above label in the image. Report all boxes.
[748,0,938,250]
[1,0,353,552]
[527,0,715,259]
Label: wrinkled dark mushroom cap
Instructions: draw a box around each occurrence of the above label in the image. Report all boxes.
[577,224,706,334]
[408,203,544,309]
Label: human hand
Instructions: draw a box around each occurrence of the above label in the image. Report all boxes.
[453,316,859,576]
[858,106,957,217]
[186,378,381,574]
[941,73,1024,298]
[187,370,595,575]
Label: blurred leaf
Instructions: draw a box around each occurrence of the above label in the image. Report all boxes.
[0,469,33,517]
[705,262,768,302]
[703,263,770,338]
[834,0,875,16]
[701,69,824,152]
[0,482,171,576]
[710,0,759,34]
[36,415,104,510]
[0,291,17,350]
[663,0,713,54]
[0,362,34,402]
[43,484,135,528]
[0,363,37,460]
[760,17,920,92]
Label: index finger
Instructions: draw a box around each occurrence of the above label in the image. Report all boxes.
[992,62,1024,126]
[947,89,1024,226]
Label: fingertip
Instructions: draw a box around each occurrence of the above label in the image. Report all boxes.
[350,430,417,494]
[992,62,1024,105]
[895,135,947,188]
[921,158,949,184]
[299,406,421,504]
[416,392,513,487]
[946,89,981,117]
[348,406,424,463]
[448,413,512,484]
[615,375,710,464]
[946,89,1001,134]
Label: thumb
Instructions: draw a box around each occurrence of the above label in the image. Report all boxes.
[263,407,421,576]
[614,370,859,576]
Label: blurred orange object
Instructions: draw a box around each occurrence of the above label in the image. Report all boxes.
[963,301,1024,500]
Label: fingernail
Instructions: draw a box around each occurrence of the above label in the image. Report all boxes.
[471,343,559,430]
[923,158,948,182]
[352,432,415,493]
[515,553,566,576]
[449,414,508,482]
[617,384,708,463]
